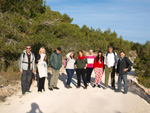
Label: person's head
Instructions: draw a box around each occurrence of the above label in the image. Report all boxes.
[89,50,93,55]
[120,51,125,58]
[70,51,75,59]
[26,45,31,53]
[108,45,113,53]
[39,47,46,54]
[78,50,85,57]
[56,47,61,54]
[97,50,103,62]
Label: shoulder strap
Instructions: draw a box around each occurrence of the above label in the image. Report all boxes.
[23,53,25,58]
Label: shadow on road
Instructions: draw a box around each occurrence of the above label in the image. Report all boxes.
[27,103,43,113]
[128,81,150,104]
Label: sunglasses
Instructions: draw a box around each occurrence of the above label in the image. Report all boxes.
[26,48,31,49]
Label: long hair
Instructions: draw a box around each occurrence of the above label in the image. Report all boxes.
[78,50,85,56]
[70,51,75,59]
[39,47,46,54]
[96,50,104,62]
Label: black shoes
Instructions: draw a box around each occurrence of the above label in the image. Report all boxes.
[65,85,72,89]
[76,86,80,88]
[92,84,96,88]
[49,88,53,91]
[92,84,101,88]
[98,85,101,88]
[53,87,59,90]
[115,90,121,93]
[123,91,128,94]
[84,87,87,89]
[112,87,116,90]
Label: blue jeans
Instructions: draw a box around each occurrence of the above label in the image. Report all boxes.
[118,74,128,92]
[66,69,74,85]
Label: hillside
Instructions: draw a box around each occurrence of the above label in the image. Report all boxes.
[0,0,150,88]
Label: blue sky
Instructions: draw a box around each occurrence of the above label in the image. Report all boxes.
[46,0,150,44]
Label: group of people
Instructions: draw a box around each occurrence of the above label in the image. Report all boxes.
[19,45,132,95]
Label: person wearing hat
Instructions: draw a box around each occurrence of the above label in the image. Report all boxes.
[86,50,95,85]
[49,47,62,91]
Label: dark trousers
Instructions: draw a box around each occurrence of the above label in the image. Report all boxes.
[21,70,32,93]
[118,74,128,92]
[66,69,74,85]
[86,68,93,83]
[76,69,87,87]
[38,77,45,92]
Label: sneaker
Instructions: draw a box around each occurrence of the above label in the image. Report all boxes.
[22,92,26,95]
[38,91,42,93]
[42,89,45,92]
[104,87,108,90]
[65,85,69,89]
[76,86,80,88]
[123,91,128,94]
[49,88,53,91]
[53,87,59,90]
[26,91,31,93]
[84,86,87,89]
[98,85,101,88]
[115,90,121,93]
[112,87,116,90]
[68,85,72,88]
[92,84,96,88]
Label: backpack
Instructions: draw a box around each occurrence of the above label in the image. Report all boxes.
[22,52,34,63]
[125,57,132,72]
[106,52,117,63]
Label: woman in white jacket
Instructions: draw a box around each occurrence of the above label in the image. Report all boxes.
[36,47,48,92]
[65,51,75,89]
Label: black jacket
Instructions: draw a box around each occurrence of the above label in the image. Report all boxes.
[35,54,48,64]
[116,57,132,75]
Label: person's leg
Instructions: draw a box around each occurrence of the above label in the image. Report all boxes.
[26,70,32,91]
[21,70,27,94]
[49,68,55,88]
[54,70,59,87]
[99,68,103,82]
[86,68,90,83]
[97,68,102,85]
[38,77,42,92]
[111,66,116,87]
[66,69,71,85]
[81,69,87,87]
[94,68,99,84]
[69,69,74,85]
[42,77,45,91]
[122,74,128,92]
[89,68,93,83]
[76,69,81,87]
[105,66,110,88]
[117,74,122,91]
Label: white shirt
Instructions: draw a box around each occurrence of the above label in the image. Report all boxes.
[104,52,118,67]
[37,54,47,78]
[66,53,75,69]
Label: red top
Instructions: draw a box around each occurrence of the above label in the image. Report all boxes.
[94,57,104,68]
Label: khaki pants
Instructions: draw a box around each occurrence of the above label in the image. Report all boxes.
[49,68,60,88]
[105,66,116,88]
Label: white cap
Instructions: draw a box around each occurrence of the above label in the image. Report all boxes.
[89,50,93,53]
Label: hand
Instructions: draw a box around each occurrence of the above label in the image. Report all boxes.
[124,68,128,72]
[116,73,119,76]
[20,70,23,74]
[84,67,86,69]
[75,66,77,69]
[38,60,41,62]
[32,70,35,74]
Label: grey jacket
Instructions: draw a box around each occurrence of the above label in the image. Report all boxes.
[19,50,35,71]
